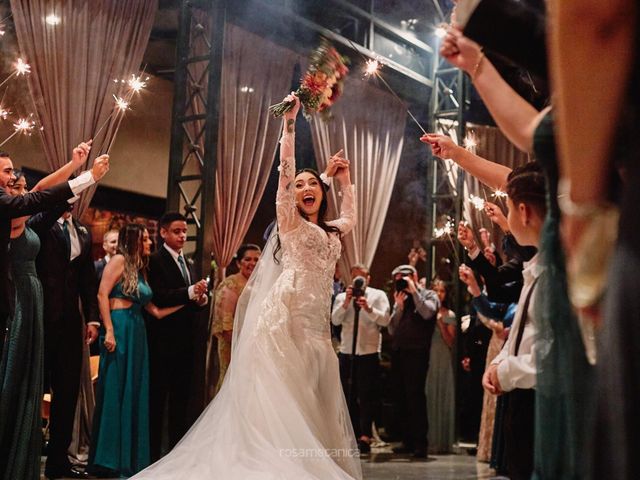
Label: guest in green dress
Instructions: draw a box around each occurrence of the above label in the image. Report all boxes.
[426,280,457,454]
[89,224,184,477]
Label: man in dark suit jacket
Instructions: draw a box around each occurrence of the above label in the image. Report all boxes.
[94,228,119,284]
[37,209,101,480]
[146,212,208,461]
[0,152,108,358]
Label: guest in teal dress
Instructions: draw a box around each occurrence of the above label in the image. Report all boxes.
[425,279,457,454]
[89,224,183,477]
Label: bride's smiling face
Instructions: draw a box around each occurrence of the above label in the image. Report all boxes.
[294,171,323,218]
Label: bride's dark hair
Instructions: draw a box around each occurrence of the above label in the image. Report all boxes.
[272,168,341,262]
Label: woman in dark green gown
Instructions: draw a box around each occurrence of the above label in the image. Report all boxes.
[89,224,183,477]
[0,170,76,480]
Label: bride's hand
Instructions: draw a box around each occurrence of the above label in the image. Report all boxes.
[325,149,344,177]
[283,93,300,122]
[333,157,351,186]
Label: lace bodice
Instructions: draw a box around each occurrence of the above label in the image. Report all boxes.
[275,131,356,299]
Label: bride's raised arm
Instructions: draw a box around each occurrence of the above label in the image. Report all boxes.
[326,156,357,236]
[276,94,302,235]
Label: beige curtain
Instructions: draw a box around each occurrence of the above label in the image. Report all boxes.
[310,77,407,281]
[203,25,298,400]
[212,24,298,272]
[10,0,158,216]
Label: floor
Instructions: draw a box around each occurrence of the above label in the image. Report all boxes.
[361,451,504,480]
[42,452,505,479]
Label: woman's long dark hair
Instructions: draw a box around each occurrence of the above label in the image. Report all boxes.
[273,168,341,262]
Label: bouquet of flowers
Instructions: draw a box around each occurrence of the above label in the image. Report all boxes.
[269,38,349,120]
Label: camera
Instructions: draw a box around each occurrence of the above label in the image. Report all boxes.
[352,276,367,298]
[395,278,408,292]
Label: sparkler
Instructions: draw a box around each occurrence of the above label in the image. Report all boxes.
[469,195,485,211]
[0,107,10,120]
[364,59,381,78]
[127,74,149,94]
[346,37,427,135]
[93,71,148,142]
[433,216,461,264]
[0,58,31,90]
[463,132,478,150]
[0,12,13,37]
[492,189,507,199]
[0,116,36,147]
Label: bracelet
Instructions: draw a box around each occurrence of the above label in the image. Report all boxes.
[557,178,610,218]
[470,50,485,81]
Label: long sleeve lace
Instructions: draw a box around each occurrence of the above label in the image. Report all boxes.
[276,131,301,234]
[326,184,357,235]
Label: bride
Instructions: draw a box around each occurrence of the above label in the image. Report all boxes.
[131,94,362,480]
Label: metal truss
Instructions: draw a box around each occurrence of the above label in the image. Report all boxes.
[427,52,468,282]
[166,0,225,279]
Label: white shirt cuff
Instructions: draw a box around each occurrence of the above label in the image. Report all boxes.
[87,322,100,327]
[68,170,95,196]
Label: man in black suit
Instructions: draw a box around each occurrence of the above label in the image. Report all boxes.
[38,208,101,480]
[146,212,208,461]
[94,228,119,284]
[0,151,109,357]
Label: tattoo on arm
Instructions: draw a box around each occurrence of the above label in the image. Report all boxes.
[286,119,295,133]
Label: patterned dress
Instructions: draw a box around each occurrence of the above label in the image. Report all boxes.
[212,272,248,394]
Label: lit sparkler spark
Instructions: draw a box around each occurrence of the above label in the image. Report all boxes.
[492,189,508,199]
[364,59,381,77]
[15,58,31,76]
[127,74,148,93]
[433,218,455,239]
[469,195,486,211]
[113,95,129,111]
[0,108,10,120]
[0,26,5,36]
[0,116,36,147]
[463,133,478,150]
[14,117,35,133]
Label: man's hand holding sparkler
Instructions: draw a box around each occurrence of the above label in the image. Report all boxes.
[91,155,110,182]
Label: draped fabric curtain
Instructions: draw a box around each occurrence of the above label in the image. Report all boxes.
[436,121,529,237]
[310,77,407,281]
[10,0,158,216]
[202,25,298,400]
[211,24,298,274]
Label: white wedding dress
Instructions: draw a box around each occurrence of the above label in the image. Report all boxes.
[131,131,362,479]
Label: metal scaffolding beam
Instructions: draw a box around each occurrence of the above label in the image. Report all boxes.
[167,0,225,280]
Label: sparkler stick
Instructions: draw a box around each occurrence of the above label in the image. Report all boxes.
[346,38,427,134]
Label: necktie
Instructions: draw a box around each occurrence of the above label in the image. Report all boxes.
[177,254,190,284]
[62,220,71,259]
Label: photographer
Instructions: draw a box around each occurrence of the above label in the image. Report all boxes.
[388,265,440,458]
[331,264,390,454]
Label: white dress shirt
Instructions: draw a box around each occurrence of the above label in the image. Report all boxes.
[57,216,81,261]
[331,286,391,355]
[491,253,543,392]
[162,243,205,303]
